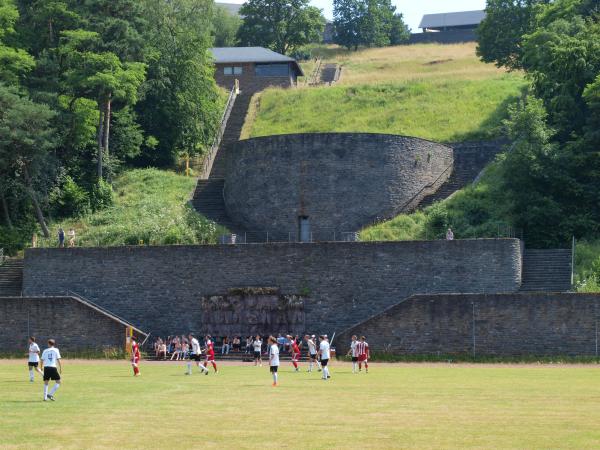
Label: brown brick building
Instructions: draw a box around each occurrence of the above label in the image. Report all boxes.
[210,47,304,93]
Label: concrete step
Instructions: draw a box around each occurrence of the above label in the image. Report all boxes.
[417,140,505,209]
[209,93,253,179]
[0,258,23,297]
[520,249,572,292]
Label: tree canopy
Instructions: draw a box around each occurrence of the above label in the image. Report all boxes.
[237,0,325,55]
[333,0,409,50]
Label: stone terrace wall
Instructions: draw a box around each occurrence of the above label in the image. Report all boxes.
[23,239,521,338]
[0,297,125,353]
[337,293,600,357]
[225,133,453,236]
[408,30,477,45]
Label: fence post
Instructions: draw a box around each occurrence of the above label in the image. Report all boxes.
[571,235,576,289]
[472,302,476,358]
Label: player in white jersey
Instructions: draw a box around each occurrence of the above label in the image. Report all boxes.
[40,339,62,401]
[27,336,43,382]
[186,334,208,375]
[252,335,263,366]
[318,335,331,380]
[304,334,321,372]
[347,335,359,374]
[268,336,280,386]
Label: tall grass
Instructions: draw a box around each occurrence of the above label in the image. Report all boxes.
[36,168,227,248]
[249,43,526,141]
[251,77,524,143]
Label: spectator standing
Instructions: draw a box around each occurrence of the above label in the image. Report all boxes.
[245,336,252,354]
[68,228,76,247]
[446,228,454,241]
[58,228,65,248]
[221,336,230,355]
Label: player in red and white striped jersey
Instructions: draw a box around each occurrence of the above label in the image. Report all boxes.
[288,335,301,372]
[204,335,218,373]
[356,336,370,373]
[131,336,141,376]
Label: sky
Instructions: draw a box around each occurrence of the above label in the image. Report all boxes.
[224,0,487,32]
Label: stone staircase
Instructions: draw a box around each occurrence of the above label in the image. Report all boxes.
[208,93,253,179]
[191,179,239,232]
[520,249,572,292]
[418,140,505,209]
[320,63,339,84]
[191,92,254,233]
[0,258,23,297]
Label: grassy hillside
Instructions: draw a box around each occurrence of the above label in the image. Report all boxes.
[250,43,526,142]
[36,169,225,248]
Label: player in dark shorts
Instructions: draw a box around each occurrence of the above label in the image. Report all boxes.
[253,335,263,366]
[40,339,62,401]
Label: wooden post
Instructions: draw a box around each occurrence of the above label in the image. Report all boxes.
[185,154,190,177]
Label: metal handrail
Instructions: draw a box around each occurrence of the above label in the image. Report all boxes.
[199,82,239,179]
[307,57,322,85]
[66,290,147,335]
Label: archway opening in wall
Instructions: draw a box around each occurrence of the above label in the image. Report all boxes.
[299,216,310,242]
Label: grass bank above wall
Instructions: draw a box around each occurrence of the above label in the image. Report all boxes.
[251,43,526,142]
[36,169,226,248]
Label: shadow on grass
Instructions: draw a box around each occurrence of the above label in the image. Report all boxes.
[449,88,525,143]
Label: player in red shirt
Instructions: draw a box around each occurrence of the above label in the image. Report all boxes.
[287,335,301,372]
[131,336,141,376]
[204,335,218,373]
[357,336,370,373]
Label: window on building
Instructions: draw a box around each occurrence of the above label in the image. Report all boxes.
[223,66,242,75]
[255,64,289,77]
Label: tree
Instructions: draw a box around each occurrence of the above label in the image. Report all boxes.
[238,0,325,55]
[0,84,56,237]
[333,0,407,50]
[389,13,410,45]
[476,0,548,70]
[135,0,222,166]
[59,29,146,179]
[333,0,364,50]
[212,5,241,47]
[0,0,34,84]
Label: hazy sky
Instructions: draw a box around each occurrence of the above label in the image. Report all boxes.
[225,0,488,32]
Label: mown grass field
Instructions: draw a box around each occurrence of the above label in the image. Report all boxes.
[35,168,226,248]
[250,43,525,142]
[2,360,600,449]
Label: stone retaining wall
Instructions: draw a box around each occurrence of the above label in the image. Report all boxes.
[23,239,522,338]
[224,133,453,235]
[0,297,126,353]
[336,293,600,357]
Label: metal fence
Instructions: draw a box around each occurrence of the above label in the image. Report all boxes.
[219,230,360,244]
[0,248,5,265]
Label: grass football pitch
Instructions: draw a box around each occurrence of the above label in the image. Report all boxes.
[2,360,600,449]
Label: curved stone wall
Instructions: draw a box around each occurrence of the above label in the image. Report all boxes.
[224,133,453,236]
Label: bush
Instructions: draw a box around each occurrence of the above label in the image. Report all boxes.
[49,176,90,218]
[91,179,114,212]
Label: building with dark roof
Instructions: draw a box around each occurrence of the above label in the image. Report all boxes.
[210,47,304,92]
[419,10,485,32]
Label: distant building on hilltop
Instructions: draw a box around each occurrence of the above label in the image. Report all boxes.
[210,47,304,92]
[419,10,485,33]
[408,10,485,45]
